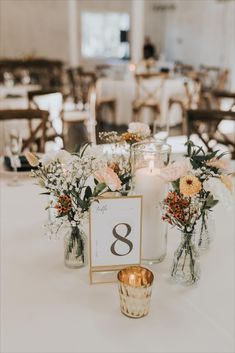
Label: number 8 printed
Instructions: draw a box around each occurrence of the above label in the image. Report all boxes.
[110,223,133,256]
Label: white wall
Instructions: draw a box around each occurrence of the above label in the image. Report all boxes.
[0,0,234,87]
[0,0,69,62]
[0,0,131,66]
[145,0,235,88]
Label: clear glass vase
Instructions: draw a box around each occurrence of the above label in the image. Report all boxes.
[198,211,215,251]
[64,225,87,269]
[103,142,132,195]
[171,231,200,286]
[131,140,171,264]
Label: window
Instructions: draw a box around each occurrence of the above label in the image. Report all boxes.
[81,12,130,59]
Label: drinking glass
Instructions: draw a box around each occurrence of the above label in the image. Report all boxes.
[153,120,169,143]
[5,128,22,186]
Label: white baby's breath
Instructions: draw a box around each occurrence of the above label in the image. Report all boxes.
[128,122,151,138]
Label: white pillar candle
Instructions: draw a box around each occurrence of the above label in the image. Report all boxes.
[134,160,167,262]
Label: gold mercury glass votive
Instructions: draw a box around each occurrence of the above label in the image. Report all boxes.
[117,266,154,318]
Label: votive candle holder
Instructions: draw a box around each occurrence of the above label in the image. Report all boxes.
[117,266,154,318]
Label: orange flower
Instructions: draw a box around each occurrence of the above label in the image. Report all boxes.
[180,175,202,197]
[121,132,142,143]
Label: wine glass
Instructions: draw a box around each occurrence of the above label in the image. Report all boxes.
[153,120,169,143]
[5,128,22,186]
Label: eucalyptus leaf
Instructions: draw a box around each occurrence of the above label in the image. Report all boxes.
[84,186,92,200]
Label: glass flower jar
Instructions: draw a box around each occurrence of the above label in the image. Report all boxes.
[197,210,215,251]
[171,230,200,286]
[131,140,171,264]
[102,142,131,195]
[64,225,87,269]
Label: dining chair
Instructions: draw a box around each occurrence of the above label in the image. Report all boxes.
[132,72,166,122]
[200,89,235,111]
[187,109,235,158]
[199,65,229,91]
[0,109,49,152]
[95,79,116,128]
[168,79,202,134]
[67,67,96,105]
[28,89,64,144]
[62,85,97,150]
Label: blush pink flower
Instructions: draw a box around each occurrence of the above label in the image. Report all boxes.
[94,167,122,191]
[159,158,191,182]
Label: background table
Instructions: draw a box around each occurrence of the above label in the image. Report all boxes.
[96,76,197,126]
[0,171,234,353]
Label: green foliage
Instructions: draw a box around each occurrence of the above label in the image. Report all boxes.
[84,186,92,200]
[204,194,219,210]
[76,196,88,209]
[184,140,228,172]
[171,179,180,193]
[73,142,91,157]
[93,182,107,197]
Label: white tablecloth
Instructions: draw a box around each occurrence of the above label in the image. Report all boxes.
[96,77,197,126]
[0,169,234,353]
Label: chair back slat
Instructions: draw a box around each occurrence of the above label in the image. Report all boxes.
[0,109,49,152]
[187,109,235,158]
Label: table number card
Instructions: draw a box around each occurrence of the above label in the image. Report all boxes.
[89,196,142,284]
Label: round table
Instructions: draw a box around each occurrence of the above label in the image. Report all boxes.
[0,170,234,353]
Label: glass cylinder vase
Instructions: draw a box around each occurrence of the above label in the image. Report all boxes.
[102,142,131,195]
[171,231,200,286]
[64,225,87,269]
[197,211,215,251]
[131,140,171,264]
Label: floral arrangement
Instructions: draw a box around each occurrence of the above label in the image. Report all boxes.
[160,141,233,234]
[26,146,126,226]
[99,122,151,193]
[159,140,233,285]
[99,122,151,145]
[25,145,126,267]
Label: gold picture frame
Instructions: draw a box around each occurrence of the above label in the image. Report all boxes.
[89,195,143,284]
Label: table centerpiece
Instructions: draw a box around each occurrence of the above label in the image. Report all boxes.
[26,144,128,268]
[160,140,233,285]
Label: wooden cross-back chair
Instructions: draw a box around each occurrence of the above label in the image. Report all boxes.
[200,90,235,111]
[211,90,235,111]
[0,109,49,152]
[62,84,98,151]
[199,65,229,91]
[28,89,64,142]
[132,72,166,122]
[187,109,235,158]
[168,78,202,134]
[67,67,96,105]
